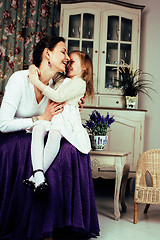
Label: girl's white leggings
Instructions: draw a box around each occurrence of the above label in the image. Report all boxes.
[31,124,62,173]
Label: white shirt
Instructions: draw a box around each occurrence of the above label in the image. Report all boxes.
[0,70,51,132]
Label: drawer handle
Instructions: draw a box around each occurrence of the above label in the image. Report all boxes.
[116,101,119,104]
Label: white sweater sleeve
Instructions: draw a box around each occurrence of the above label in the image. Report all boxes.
[0,72,33,133]
[42,78,86,102]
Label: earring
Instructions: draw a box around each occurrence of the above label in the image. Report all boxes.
[48,61,51,67]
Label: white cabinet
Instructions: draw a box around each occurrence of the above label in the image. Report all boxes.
[80,107,146,174]
[59,0,144,108]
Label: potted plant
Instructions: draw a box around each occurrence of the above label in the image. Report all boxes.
[113,60,155,109]
[83,110,115,150]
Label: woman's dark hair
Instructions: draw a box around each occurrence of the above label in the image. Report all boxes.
[33,36,65,67]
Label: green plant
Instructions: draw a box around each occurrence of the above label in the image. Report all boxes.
[113,60,155,98]
[83,110,115,136]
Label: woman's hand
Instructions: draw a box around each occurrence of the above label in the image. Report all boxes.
[38,100,66,121]
[78,92,86,111]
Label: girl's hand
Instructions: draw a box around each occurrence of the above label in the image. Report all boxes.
[29,64,40,75]
[28,64,40,85]
[78,92,86,111]
[38,100,66,121]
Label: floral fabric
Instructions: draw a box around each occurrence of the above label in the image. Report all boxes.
[0,0,60,92]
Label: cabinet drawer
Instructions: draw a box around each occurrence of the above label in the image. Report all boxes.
[99,95,125,108]
[85,95,99,107]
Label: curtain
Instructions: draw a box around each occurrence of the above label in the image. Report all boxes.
[0,0,60,92]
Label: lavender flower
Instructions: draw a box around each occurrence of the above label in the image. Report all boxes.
[83,110,115,136]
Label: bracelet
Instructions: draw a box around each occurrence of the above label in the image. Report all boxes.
[32,116,39,123]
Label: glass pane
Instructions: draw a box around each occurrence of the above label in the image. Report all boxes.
[120,44,131,64]
[107,16,119,41]
[121,18,132,42]
[105,66,119,88]
[82,41,93,60]
[68,40,80,53]
[69,14,81,38]
[106,43,118,64]
[83,13,94,39]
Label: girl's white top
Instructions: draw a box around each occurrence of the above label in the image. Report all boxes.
[29,77,91,154]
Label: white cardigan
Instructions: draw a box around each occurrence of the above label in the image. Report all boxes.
[43,77,86,107]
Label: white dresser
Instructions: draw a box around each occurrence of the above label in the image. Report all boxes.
[81,107,146,176]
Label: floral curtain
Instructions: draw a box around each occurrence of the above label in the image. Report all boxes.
[0,0,60,92]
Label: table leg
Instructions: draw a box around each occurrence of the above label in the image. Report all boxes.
[114,157,123,221]
[120,164,130,212]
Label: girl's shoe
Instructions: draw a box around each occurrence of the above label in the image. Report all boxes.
[22,179,35,189]
[34,181,49,195]
[33,169,49,195]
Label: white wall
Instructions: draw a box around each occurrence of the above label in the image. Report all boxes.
[120,0,160,150]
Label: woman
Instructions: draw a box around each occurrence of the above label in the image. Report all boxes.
[0,36,100,240]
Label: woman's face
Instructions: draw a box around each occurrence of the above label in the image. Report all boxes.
[67,53,83,78]
[49,41,69,73]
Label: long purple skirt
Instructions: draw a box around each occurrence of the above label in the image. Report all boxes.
[0,131,100,240]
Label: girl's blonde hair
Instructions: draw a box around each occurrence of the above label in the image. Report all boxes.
[70,51,95,100]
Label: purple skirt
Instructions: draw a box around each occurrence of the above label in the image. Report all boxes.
[0,131,100,240]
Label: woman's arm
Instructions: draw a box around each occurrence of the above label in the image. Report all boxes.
[0,101,33,132]
[0,72,65,133]
[79,92,86,111]
[0,72,33,132]
[0,98,65,133]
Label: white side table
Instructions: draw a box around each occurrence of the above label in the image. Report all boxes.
[90,150,130,220]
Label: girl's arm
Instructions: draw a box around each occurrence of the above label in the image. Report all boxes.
[42,79,86,102]
[29,70,86,103]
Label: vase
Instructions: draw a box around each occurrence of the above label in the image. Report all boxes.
[90,135,108,151]
[125,96,138,109]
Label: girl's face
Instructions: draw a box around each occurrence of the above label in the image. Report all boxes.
[49,41,70,73]
[67,53,83,79]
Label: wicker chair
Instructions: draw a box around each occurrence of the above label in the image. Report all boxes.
[134,149,160,224]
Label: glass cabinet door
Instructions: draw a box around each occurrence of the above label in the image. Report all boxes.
[99,11,138,94]
[67,13,94,60]
[62,9,100,93]
[69,14,81,38]
[106,15,132,89]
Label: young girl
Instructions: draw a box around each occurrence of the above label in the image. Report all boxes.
[25,51,94,194]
